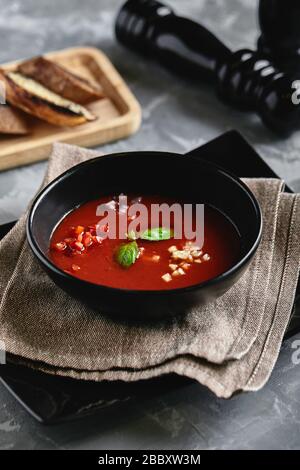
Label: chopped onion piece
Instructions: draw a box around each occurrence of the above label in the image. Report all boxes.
[191,250,202,258]
[72,264,80,272]
[172,250,189,260]
[169,263,178,271]
[182,263,190,270]
[162,273,172,283]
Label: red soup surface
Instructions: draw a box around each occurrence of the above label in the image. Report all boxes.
[49,195,241,290]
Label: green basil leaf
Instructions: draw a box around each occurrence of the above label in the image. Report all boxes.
[140,227,174,241]
[115,241,139,268]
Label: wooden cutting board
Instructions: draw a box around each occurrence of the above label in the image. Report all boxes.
[0,46,141,171]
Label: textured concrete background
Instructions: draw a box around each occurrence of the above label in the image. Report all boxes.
[0,0,300,450]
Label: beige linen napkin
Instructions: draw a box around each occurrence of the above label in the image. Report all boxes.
[0,143,300,398]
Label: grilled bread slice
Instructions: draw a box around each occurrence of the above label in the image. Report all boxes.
[0,70,96,127]
[18,56,104,104]
[0,105,29,135]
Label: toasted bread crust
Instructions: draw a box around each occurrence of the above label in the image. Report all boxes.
[18,56,104,104]
[0,105,29,134]
[0,70,96,127]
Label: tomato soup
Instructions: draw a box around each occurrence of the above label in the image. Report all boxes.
[49,195,241,290]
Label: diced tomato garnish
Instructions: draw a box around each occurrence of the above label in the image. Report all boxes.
[64,237,76,244]
[52,241,67,252]
[82,232,93,247]
[74,241,84,251]
[73,225,85,235]
[77,232,83,243]
[53,223,104,257]
[71,264,81,272]
[69,240,85,254]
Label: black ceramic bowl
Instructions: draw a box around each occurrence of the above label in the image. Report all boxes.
[27,151,262,320]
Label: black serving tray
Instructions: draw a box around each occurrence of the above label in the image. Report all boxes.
[0,130,299,424]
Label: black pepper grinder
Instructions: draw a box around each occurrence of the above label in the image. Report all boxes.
[115,0,300,136]
[258,0,300,72]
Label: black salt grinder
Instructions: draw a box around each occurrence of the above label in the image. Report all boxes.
[258,0,300,72]
[115,0,300,136]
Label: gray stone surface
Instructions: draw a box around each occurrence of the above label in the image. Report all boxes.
[0,0,300,450]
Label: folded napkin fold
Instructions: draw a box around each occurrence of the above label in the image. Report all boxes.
[0,143,300,398]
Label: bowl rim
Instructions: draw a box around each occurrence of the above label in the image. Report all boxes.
[26,150,263,296]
